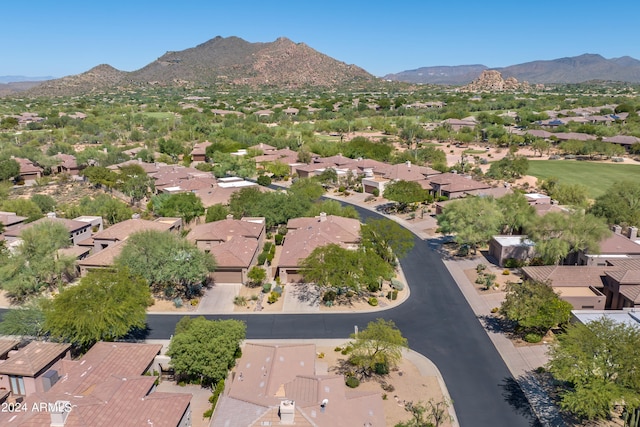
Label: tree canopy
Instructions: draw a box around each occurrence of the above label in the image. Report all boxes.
[301,244,393,291]
[151,192,205,224]
[348,319,408,378]
[0,221,75,301]
[383,180,430,210]
[361,217,415,265]
[115,230,215,298]
[589,180,640,227]
[44,268,151,349]
[500,280,573,336]
[547,317,640,420]
[167,316,246,387]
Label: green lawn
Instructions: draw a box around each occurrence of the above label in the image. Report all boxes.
[527,160,640,198]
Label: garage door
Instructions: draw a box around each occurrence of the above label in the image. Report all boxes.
[213,270,243,284]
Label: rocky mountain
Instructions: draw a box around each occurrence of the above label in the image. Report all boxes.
[22,36,375,97]
[383,65,488,85]
[460,70,531,92]
[386,54,640,85]
[0,75,54,84]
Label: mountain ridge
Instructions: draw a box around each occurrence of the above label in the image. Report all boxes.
[385,53,640,84]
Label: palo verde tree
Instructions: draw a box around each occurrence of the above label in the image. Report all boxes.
[167,316,246,387]
[0,221,75,301]
[43,268,151,350]
[361,217,415,266]
[499,280,573,341]
[436,196,503,254]
[383,180,431,211]
[547,317,640,421]
[115,230,216,298]
[348,319,408,378]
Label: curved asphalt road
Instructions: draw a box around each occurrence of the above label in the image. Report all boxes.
[145,206,540,427]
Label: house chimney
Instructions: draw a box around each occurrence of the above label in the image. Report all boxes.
[226,214,234,220]
[629,226,638,241]
[319,212,327,222]
[47,212,56,219]
[132,213,140,220]
[279,400,295,425]
[613,225,622,234]
[406,160,411,168]
[49,401,71,427]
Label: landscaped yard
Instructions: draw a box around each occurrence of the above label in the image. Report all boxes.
[527,159,640,198]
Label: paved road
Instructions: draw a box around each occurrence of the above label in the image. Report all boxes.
[145,206,540,427]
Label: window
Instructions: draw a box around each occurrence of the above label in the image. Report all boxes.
[9,375,25,395]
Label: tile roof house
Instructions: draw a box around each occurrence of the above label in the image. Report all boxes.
[77,218,180,275]
[0,341,71,399]
[54,153,80,175]
[0,211,27,228]
[211,343,385,427]
[3,215,92,245]
[13,157,43,183]
[427,173,491,199]
[578,226,640,266]
[186,216,265,283]
[0,342,192,427]
[189,140,212,163]
[278,214,360,283]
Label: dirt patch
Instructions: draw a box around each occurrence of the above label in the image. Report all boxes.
[463,266,521,294]
[318,345,453,427]
[147,297,198,313]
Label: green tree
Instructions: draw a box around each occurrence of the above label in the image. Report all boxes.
[383,180,430,211]
[486,155,529,180]
[590,180,640,227]
[0,198,44,223]
[246,266,267,286]
[361,218,415,265]
[205,204,230,223]
[0,298,47,338]
[115,230,215,298]
[437,197,503,254]
[289,178,324,201]
[151,192,205,224]
[301,244,393,291]
[547,317,640,420]
[531,139,551,157]
[306,199,359,219]
[348,319,408,378]
[0,158,19,181]
[30,194,57,214]
[500,280,572,335]
[0,222,75,301]
[265,160,290,179]
[167,317,246,387]
[118,164,154,203]
[548,183,590,208]
[496,192,535,235]
[43,268,151,350]
[256,174,272,187]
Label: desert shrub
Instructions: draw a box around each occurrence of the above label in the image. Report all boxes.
[322,290,337,302]
[345,376,360,388]
[372,188,380,197]
[368,297,378,306]
[475,275,486,285]
[391,290,398,300]
[262,283,272,293]
[502,269,510,275]
[334,346,343,352]
[273,285,283,295]
[490,307,499,313]
[257,252,267,265]
[267,291,279,304]
[390,279,404,291]
[374,362,389,375]
[233,296,248,306]
[504,258,525,268]
[524,333,542,343]
[173,297,183,308]
[367,281,381,292]
[476,263,487,273]
[274,234,284,245]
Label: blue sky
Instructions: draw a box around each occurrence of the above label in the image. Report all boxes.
[4,1,640,78]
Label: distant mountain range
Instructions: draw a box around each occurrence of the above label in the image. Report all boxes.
[20,36,375,97]
[384,54,640,85]
[0,75,55,84]
[6,38,640,98]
